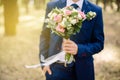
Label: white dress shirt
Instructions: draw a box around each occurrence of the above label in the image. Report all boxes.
[67,0,84,11]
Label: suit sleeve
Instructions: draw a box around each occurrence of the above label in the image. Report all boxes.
[39,3,52,63]
[76,8,104,58]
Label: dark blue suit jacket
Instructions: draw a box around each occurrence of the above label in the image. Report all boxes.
[40,0,104,80]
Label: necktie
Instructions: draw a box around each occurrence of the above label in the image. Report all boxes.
[71,4,79,9]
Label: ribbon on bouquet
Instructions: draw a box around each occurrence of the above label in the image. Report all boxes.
[25,51,74,68]
[25,51,66,68]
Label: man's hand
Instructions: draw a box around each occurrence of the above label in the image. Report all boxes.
[62,39,78,55]
[43,66,52,75]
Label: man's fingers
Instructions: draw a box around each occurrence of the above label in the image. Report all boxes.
[63,39,73,44]
[63,39,70,42]
[47,68,52,75]
[63,47,74,51]
[63,44,74,47]
[62,39,78,55]
[43,66,52,75]
[64,41,73,44]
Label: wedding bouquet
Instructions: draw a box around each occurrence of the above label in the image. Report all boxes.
[45,6,96,65]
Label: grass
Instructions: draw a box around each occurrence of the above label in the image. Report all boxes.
[0,6,120,80]
[94,12,120,80]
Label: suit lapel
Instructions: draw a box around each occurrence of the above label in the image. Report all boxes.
[58,0,67,8]
[81,0,91,14]
[81,0,92,28]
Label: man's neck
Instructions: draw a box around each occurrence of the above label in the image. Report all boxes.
[72,0,79,3]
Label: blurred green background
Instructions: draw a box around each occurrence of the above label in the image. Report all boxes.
[0,0,120,80]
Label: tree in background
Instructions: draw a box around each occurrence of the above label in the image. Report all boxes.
[3,0,19,36]
[95,0,120,12]
[116,0,120,11]
[0,0,3,6]
[22,0,29,14]
[96,0,113,10]
[34,0,45,9]
[34,0,40,9]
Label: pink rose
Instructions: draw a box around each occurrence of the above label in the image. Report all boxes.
[54,14,62,23]
[79,11,86,19]
[65,10,72,15]
[55,24,65,33]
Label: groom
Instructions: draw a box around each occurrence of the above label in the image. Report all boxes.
[39,0,104,80]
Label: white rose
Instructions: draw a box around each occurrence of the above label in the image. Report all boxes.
[89,12,93,16]
[50,13,57,19]
[48,12,52,17]
[78,14,82,20]
[63,18,67,22]
[60,21,66,28]
[89,11,96,17]
[93,12,96,17]
[71,19,77,25]
[73,9,77,12]
[45,19,49,23]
